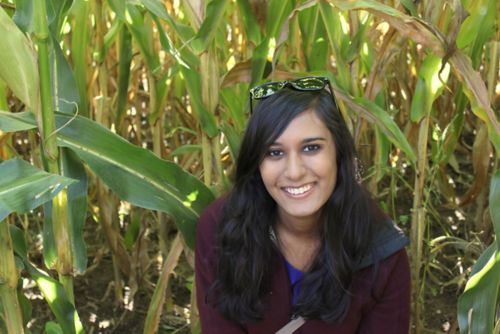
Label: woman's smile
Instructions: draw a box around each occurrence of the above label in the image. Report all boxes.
[282,182,314,197]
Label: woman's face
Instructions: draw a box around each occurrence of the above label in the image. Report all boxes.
[259,109,338,225]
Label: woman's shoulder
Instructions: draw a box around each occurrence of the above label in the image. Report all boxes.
[199,196,226,222]
[196,196,226,248]
[197,196,227,237]
[356,219,409,270]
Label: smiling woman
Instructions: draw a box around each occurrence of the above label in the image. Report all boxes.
[195,77,410,334]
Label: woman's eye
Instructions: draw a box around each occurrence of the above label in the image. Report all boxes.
[267,149,283,157]
[303,144,320,152]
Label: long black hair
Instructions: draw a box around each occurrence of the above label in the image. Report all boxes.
[210,87,381,323]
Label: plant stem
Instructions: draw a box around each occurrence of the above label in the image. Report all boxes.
[34,0,74,301]
[0,220,25,334]
[200,46,220,187]
[143,233,184,334]
[411,114,430,333]
[94,0,109,126]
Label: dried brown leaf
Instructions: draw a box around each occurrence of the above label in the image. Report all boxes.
[458,125,492,206]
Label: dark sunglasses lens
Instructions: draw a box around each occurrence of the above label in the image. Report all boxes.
[251,82,285,99]
[293,77,326,90]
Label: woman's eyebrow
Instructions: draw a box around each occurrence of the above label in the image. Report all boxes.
[302,137,326,143]
[271,137,326,146]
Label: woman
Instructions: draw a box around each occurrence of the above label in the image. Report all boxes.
[195,77,410,333]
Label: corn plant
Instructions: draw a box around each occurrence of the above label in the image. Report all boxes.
[0,0,498,333]
[0,1,214,332]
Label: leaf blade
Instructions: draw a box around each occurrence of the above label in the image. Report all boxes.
[0,7,39,110]
[0,158,75,221]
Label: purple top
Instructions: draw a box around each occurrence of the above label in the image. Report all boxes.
[284,259,304,305]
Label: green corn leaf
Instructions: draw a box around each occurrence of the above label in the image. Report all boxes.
[180,66,219,137]
[153,15,197,69]
[140,0,171,21]
[220,122,241,162]
[45,321,64,334]
[298,5,328,71]
[50,33,80,114]
[345,22,368,65]
[220,87,246,132]
[317,2,340,56]
[399,0,417,16]
[12,0,72,36]
[0,158,76,222]
[0,7,39,111]
[236,0,262,45]
[102,19,123,60]
[125,4,161,75]
[457,171,500,334]
[12,0,34,33]
[456,0,496,67]
[63,149,88,274]
[0,111,38,131]
[0,80,8,111]
[124,213,141,251]
[42,201,56,269]
[434,109,465,166]
[0,111,215,249]
[9,226,28,261]
[191,0,229,54]
[115,24,133,129]
[69,0,90,117]
[457,245,500,334]
[410,80,428,123]
[353,97,416,163]
[46,0,73,37]
[249,0,291,85]
[25,261,83,334]
[170,144,202,157]
[250,37,272,86]
[410,54,451,122]
[317,3,350,91]
[140,0,197,45]
[53,114,215,248]
[107,0,126,20]
[17,288,32,328]
[468,0,496,68]
[266,0,292,38]
[374,126,391,182]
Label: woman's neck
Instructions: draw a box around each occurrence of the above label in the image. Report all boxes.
[276,207,321,237]
[275,213,321,271]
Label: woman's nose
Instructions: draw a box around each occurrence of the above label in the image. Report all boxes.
[284,153,306,180]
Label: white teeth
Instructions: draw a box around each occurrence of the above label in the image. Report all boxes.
[284,184,312,195]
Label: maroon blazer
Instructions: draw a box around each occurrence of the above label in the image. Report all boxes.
[195,199,411,333]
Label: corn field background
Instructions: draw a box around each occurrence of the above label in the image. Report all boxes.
[0,0,498,333]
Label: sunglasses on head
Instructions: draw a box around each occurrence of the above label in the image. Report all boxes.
[248,76,338,113]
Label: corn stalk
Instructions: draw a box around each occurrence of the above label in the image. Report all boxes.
[0,218,24,334]
[34,0,74,302]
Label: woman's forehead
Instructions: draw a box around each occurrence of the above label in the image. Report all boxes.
[270,110,332,144]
